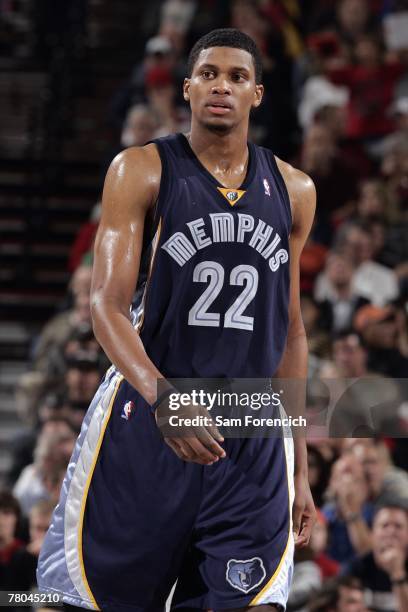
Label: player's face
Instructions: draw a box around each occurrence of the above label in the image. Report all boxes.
[184,46,263,132]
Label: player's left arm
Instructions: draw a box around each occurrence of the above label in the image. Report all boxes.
[275,158,317,548]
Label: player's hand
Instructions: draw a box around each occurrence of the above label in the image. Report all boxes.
[155,400,226,465]
[292,472,316,548]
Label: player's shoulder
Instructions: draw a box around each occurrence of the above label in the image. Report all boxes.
[109,143,162,177]
[106,143,162,206]
[274,157,316,205]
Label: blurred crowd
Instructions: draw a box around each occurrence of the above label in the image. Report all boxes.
[1,1,408,610]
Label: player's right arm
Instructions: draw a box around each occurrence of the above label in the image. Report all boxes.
[91,146,225,465]
[91,145,164,405]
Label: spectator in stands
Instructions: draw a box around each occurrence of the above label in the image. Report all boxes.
[144,64,190,136]
[0,491,36,591]
[300,230,328,294]
[13,426,74,516]
[299,123,359,243]
[327,337,401,436]
[300,294,331,359]
[308,575,368,612]
[345,503,408,612]
[307,444,332,509]
[354,179,388,223]
[330,330,368,378]
[68,201,101,273]
[350,440,408,508]
[322,453,373,564]
[335,0,373,53]
[59,348,103,430]
[120,104,159,148]
[45,322,107,392]
[26,500,54,558]
[287,547,322,611]
[109,34,176,130]
[16,264,94,425]
[33,263,93,372]
[310,510,340,578]
[7,416,76,488]
[379,96,408,160]
[101,103,160,181]
[328,32,404,142]
[314,252,369,332]
[354,304,408,377]
[335,222,399,305]
[381,135,408,219]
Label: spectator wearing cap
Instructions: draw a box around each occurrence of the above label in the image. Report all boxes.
[354,304,408,377]
[0,491,36,593]
[314,251,369,332]
[308,575,368,612]
[344,503,408,612]
[109,34,176,130]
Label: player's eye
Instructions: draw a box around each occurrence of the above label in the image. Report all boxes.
[202,70,215,79]
[232,73,245,82]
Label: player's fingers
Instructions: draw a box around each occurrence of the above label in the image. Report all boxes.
[195,426,226,458]
[292,500,304,541]
[185,436,218,464]
[205,420,225,444]
[295,515,314,548]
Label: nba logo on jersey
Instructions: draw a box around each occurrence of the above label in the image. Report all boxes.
[121,400,135,420]
[263,178,270,196]
[226,557,266,593]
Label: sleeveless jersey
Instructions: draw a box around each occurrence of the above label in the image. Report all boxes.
[135,133,292,378]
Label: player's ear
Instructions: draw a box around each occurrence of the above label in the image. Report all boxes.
[252,84,264,109]
[183,78,190,102]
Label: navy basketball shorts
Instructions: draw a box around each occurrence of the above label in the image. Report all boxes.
[37,368,295,611]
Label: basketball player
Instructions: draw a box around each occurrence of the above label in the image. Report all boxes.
[37,29,316,611]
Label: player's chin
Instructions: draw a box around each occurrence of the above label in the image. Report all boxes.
[201,116,235,133]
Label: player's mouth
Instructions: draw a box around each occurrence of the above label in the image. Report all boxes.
[206,102,233,115]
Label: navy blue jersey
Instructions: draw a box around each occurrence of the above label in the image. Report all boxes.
[137,133,292,378]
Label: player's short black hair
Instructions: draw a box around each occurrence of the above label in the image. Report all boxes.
[187,28,263,84]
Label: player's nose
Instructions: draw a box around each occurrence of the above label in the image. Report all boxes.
[211,79,232,95]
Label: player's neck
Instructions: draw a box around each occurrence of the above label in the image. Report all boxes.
[187,122,249,179]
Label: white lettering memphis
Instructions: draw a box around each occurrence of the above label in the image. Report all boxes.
[161,213,288,272]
